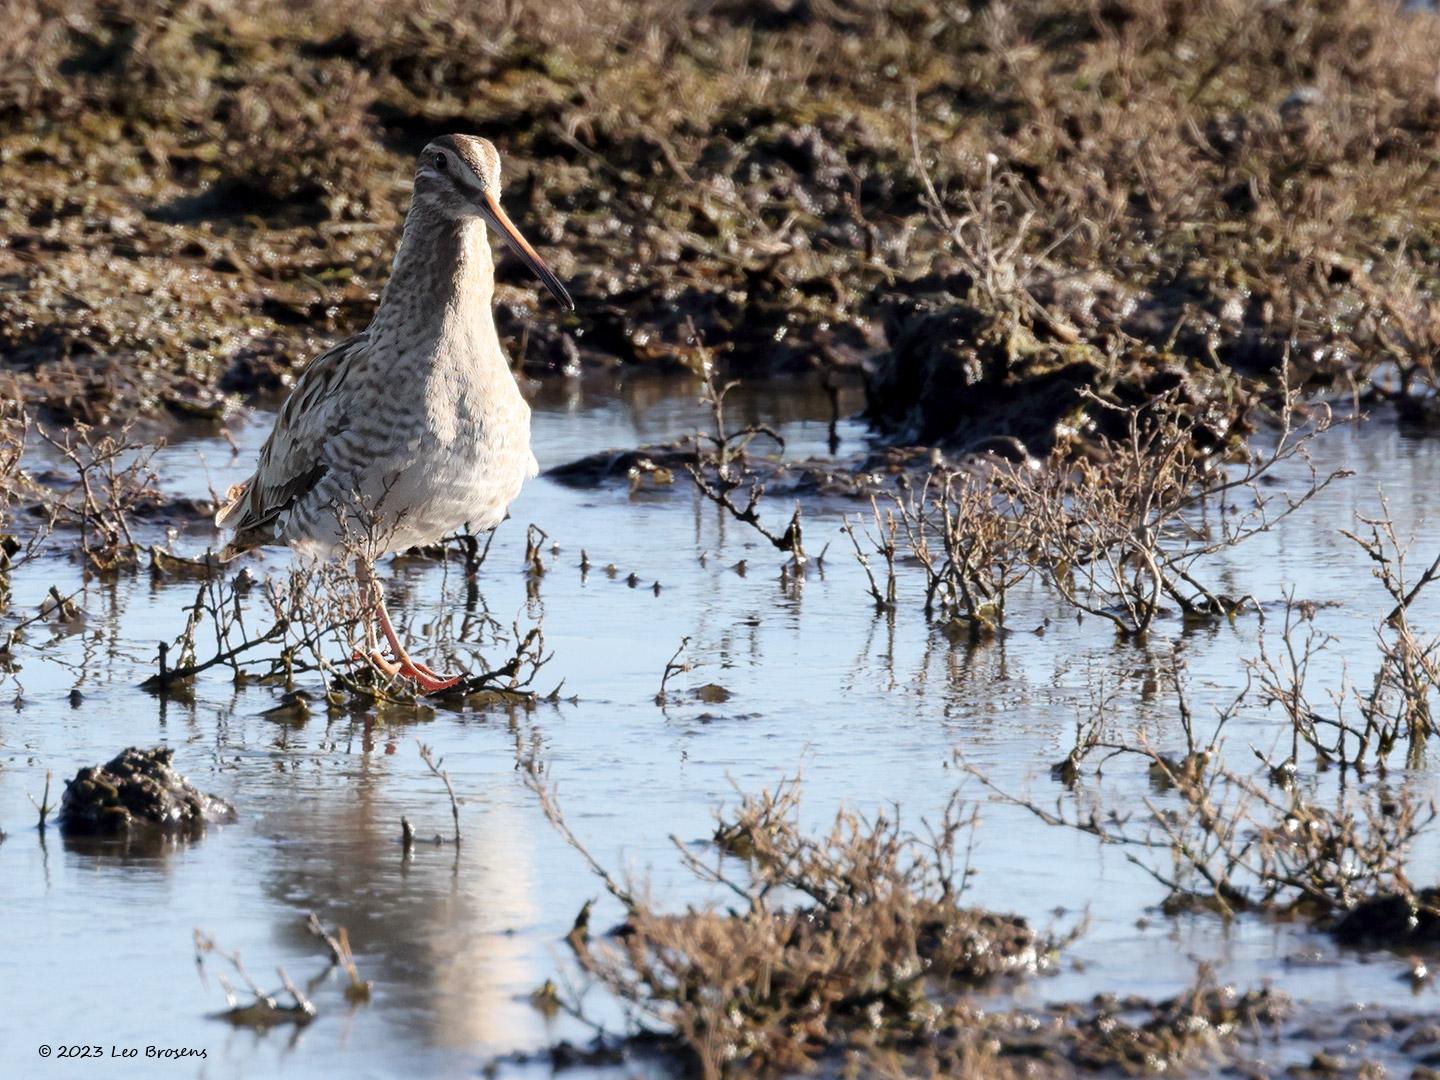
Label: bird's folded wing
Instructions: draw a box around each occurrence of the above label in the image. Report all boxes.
[215,334,365,542]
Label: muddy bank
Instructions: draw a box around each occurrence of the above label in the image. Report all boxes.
[4,0,1439,453]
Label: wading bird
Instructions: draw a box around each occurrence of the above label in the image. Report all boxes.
[216,135,572,693]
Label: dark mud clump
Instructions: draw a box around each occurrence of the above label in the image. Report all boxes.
[545,433,895,499]
[866,274,1249,458]
[1329,887,1440,949]
[58,746,235,837]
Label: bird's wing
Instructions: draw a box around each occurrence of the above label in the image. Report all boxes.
[215,334,367,547]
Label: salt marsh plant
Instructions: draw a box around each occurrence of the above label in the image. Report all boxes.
[968,670,1439,934]
[524,765,1308,1077]
[144,550,548,708]
[845,467,1030,632]
[848,379,1344,636]
[36,421,162,573]
[1006,385,1346,635]
[0,392,33,602]
[529,769,1051,1078]
[683,329,811,571]
[1253,503,1440,771]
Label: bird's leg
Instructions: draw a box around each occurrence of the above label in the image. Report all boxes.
[350,560,397,673]
[353,559,462,694]
[372,588,463,691]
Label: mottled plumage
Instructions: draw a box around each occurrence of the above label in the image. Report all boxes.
[216,135,572,691]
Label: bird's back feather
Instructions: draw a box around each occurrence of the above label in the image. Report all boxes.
[216,334,366,553]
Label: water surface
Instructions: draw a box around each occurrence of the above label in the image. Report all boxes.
[2,374,1438,1078]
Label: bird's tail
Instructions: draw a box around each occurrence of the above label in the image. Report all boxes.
[214,480,250,529]
[213,479,261,560]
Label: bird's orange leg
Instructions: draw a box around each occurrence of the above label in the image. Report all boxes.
[354,562,463,694]
[372,588,462,693]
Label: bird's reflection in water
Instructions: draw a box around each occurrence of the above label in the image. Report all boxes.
[254,744,542,1054]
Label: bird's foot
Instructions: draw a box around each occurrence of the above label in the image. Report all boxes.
[353,649,463,695]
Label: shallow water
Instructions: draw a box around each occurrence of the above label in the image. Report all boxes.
[2,374,1438,1079]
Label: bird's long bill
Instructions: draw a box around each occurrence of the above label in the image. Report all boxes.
[481,191,574,311]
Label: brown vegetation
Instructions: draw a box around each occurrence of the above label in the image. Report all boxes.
[847,376,1346,634]
[521,766,1327,1078]
[534,770,1050,1076]
[35,420,164,571]
[1252,507,1440,771]
[0,389,40,602]
[970,649,1440,940]
[141,551,550,707]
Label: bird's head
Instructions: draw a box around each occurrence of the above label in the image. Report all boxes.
[414,134,573,310]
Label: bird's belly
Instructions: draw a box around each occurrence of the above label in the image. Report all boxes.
[369,433,536,551]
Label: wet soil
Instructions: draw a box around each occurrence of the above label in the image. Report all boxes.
[5,0,1440,456]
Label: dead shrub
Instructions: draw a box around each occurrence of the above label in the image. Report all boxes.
[846,467,1030,632]
[36,421,161,573]
[1252,502,1440,771]
[682,331,811,572]
[527,770,1055,1079]
[145,545,548,708]
[967,679,1439,934]
[0,391,44,599]
[1004,384,1347,635]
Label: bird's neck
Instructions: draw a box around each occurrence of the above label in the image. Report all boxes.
[369,205,496,350]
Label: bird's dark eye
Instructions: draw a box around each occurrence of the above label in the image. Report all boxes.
[433,153,448,171]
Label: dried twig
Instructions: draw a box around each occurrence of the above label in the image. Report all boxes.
[417,740,461,846]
